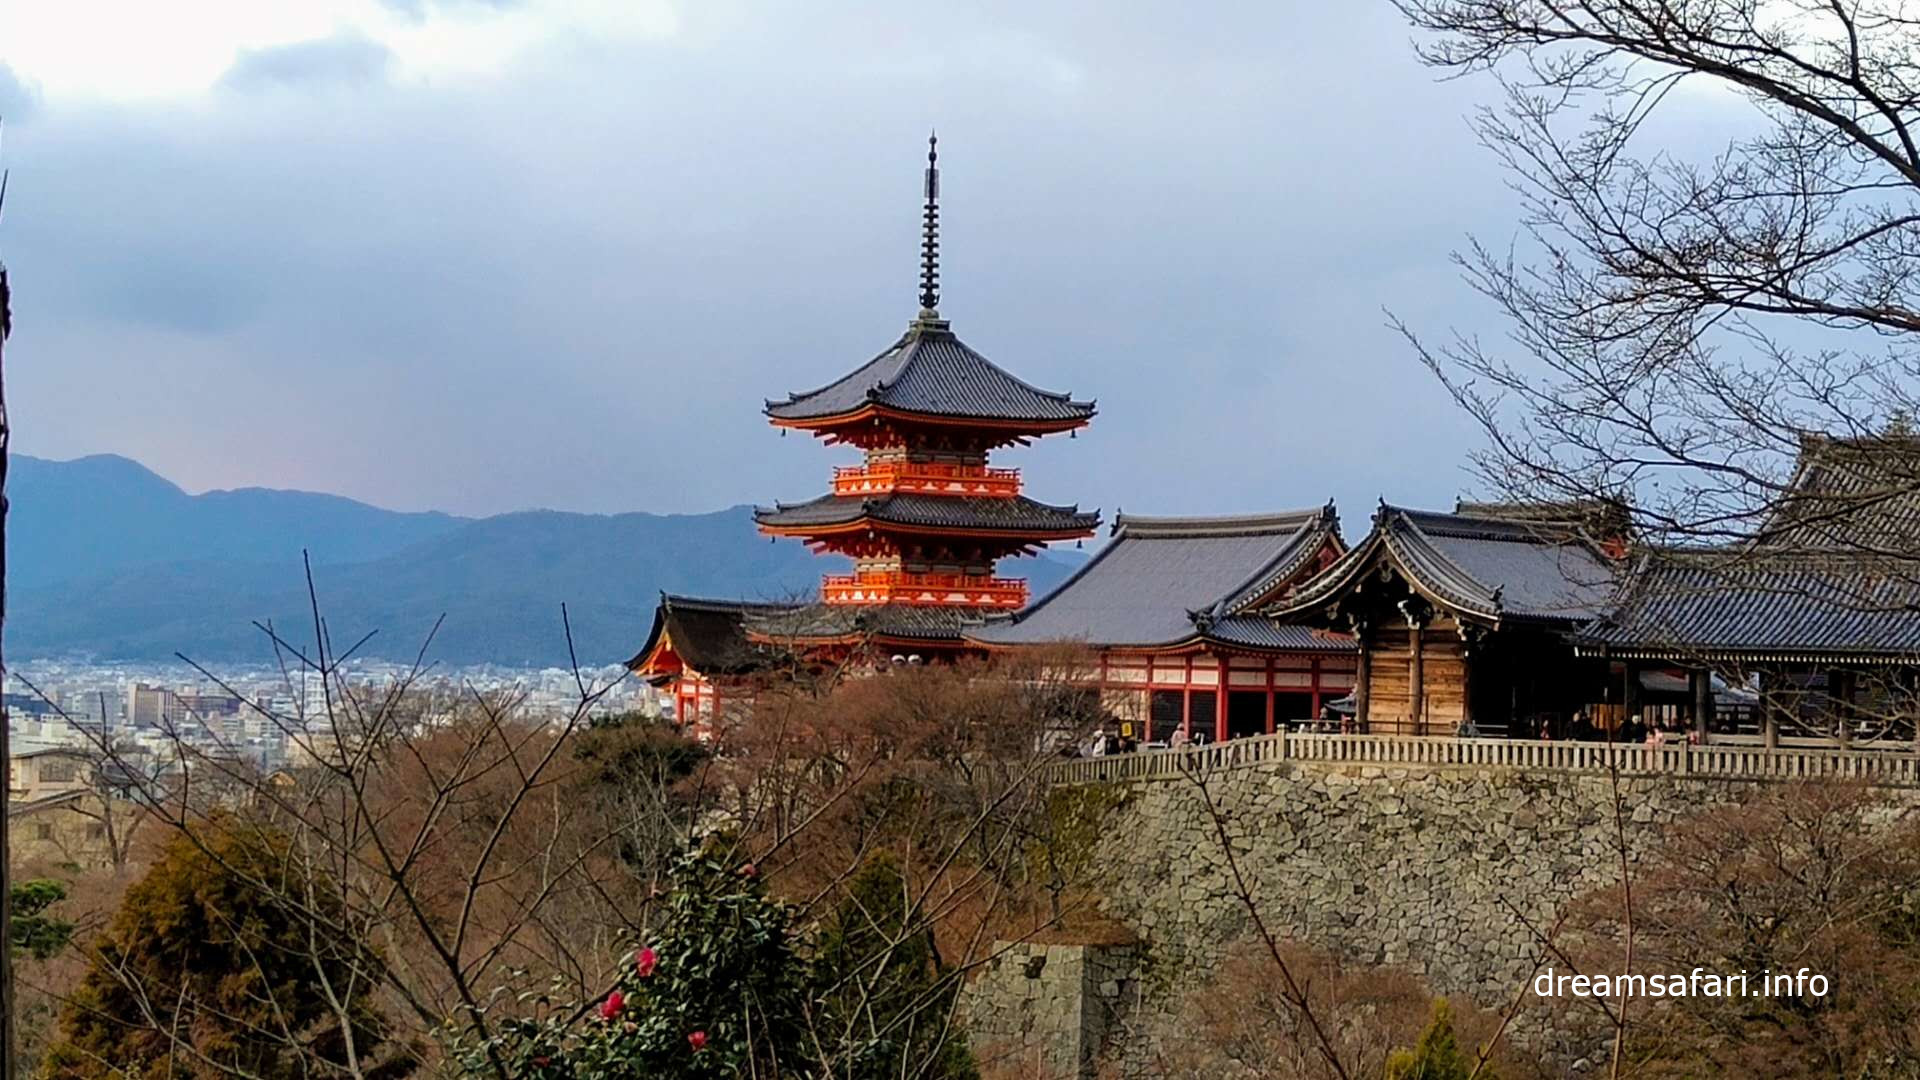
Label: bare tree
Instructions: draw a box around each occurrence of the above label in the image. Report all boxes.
[16,575,1122,1077]
[1391,0,1920,549]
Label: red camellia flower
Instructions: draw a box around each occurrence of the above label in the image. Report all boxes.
[533,1057,550,1068]
[599,990,625,1020]
[636,947,658,977]
[689,1030,708,1051]
[737,862,757,879]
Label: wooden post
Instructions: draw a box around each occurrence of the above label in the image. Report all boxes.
[1458,626,1479,734]
[1354,622,1372,732]
[1908,669,1920,755]
[1408,618,1426,735]
[1215,657,1228,743]
[1264,659,1276,735]
[1762,673,1781,750]
[1832,669,1854,749]
[1691,667,1712,739]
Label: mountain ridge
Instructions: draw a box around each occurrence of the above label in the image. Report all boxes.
[10,454,1088,666]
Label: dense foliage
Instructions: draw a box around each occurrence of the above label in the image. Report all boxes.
[1384,1000,1486,1080]
[472,844,812,1078]
[815,855,977,1080]
[468,845,978,1079]
[40,822,406,1080]
[10,879,74,960]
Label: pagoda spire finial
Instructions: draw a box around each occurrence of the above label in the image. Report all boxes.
[918,131,941,319]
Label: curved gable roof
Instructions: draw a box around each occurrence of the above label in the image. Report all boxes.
[1268,504,1619,625]
[626,594,801,675]
[765,320,1095,425]
[966,506,1341,649]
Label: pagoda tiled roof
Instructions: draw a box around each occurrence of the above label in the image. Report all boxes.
[765,319,1095,426]
[756,492,1099,535]
[967,506,1348,649]
[1267,503,1620,625]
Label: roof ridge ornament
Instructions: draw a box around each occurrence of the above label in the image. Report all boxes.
[916,131,941,322]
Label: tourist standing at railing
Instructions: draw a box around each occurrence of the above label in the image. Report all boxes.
[1090,727,1110,757]
[1169,728,1190,750]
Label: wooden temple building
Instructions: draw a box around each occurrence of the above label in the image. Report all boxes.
[1259,501,1624,737]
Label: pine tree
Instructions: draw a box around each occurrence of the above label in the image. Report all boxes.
[1385,999,1489,1080]
[40,821,405,1079]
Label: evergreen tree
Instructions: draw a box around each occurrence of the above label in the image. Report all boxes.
[41,822,406,1079]
[10,880,72,960]
[1385,999,1488,1080]
[816,855,976,1080]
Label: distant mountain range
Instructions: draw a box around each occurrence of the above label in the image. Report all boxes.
[10,454,1089,666]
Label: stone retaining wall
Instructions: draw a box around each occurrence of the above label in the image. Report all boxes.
[966,759,1920,1076]
[962,942,1143,1079]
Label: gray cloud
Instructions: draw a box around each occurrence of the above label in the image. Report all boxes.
[0,63,40,124]
[9,3,1572,526]
[219,32,395,92]
[374,0,522,22]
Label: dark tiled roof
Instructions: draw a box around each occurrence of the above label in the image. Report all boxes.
[1452,498,1631,547]
[1581,551,1920,660]
[750,602,970,643]
[765,319,1095,425]
[756,493,1099,535]
[967,507,1342,649]
[625,594,802,675]
[1200,615,1358,652]
[1760,433,1920,553]
[1270,504,1619,625]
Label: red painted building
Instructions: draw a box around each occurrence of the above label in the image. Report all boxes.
[967,508,1356,742]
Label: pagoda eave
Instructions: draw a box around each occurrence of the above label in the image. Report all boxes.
[756,518,1096,543]
[768,403,1093,441]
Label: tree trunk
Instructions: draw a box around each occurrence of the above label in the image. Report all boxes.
[1,258,17,1080]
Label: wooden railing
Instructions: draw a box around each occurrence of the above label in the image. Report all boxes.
[832,462,1022,497]
[820,571,1028,608]
[1045,733,1920,787]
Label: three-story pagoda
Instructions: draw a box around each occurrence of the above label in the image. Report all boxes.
[755,135,1099,653]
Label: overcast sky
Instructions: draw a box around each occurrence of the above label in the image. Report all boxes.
[1,1,1537,528]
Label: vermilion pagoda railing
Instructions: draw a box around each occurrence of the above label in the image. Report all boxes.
[831,462,1022,497]
[821,570,1028,607]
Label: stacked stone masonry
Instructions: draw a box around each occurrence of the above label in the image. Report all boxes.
[965,758,1920,1077]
